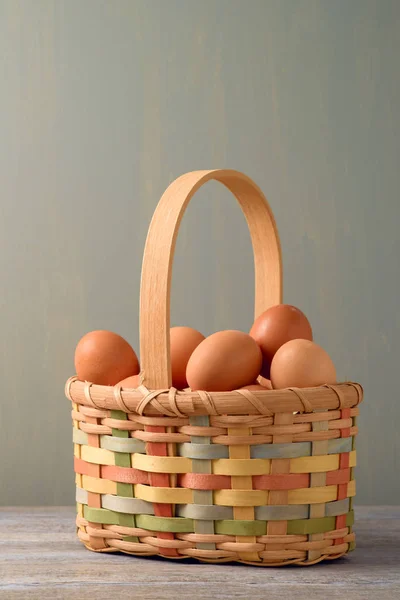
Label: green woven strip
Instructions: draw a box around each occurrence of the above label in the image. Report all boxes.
[85,505,189,532]
[215,519,267,536]
[178,437,354,459]
[116,482,133,496]
[84,505,120,525]
[101,494,154,515]
[288,515,335,535]
[73,428,88,446]
[325,498,350,517]
[256,504,308,521]
[327,437,353,454]
[136,514,194,533]
[177,504,233,520]
[251,441,311,459]
[100,435,145,454]
[117,513,136,527]
[111,411,131,469]
[74,430,354,459]
[83,505,355,537]
[110,410,137,538]
[123,536,139,543]
[287,510,354,535]
[84,505,135,527]
[178,443,229,459]
[349,541,356,552]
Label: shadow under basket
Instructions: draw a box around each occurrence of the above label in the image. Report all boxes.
[66,169,364,566]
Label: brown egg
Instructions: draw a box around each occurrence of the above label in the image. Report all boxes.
[170,327,205,389]
[74,330,139,386]
[250,305,313,377]
[271,339,336,389]
[118,374,140,388]
[186,330,262,392]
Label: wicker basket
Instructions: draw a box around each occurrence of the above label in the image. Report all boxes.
[66,169,363,566]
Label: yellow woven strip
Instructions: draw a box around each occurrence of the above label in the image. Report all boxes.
[290,450,356,474]
[214,489,268,507]
[134,484,193,504]
[212,459,270,476]
[72,402,83,517]
[228,426,259,562]
[290,454,338,473]
[72,403,79,431]
[210,451,356,476]
[132,453,192,474]
[80,445,115,466]
[348,479,356,496]
[349,450,356,468]
[288,486,337,504]
[287,480,355,505]
[81,475,117,495]
[76,502,84,521]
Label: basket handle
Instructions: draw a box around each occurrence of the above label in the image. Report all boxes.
[139,169,282,389]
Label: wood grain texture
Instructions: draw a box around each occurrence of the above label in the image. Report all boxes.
[0,506,399,599]
[140,169,282,389]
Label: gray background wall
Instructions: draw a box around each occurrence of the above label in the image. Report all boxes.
[0,0,399,505]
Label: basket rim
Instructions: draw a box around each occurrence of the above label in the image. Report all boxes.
[65,377,363,417]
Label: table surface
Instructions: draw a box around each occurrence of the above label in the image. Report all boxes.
[0,506,399,600]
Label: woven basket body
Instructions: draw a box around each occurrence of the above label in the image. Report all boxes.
[66,170,363,566]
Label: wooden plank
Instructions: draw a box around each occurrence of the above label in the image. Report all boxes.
[0,507,399,599]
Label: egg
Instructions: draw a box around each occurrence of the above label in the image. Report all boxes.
[186,330,262,392]
[170,327,205,389]
[118,374,140,388]
[250,304,313,377]
[74,330,139,386]
[270,339,336,389]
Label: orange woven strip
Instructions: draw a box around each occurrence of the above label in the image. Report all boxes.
[102,465,149,484]
[74,458,149,484]
[339,453,350,470]
[145,425,179,558]
[326,468,351,486]
[178,473,230,490]
[74,457,101,478]
[334,408,351,545]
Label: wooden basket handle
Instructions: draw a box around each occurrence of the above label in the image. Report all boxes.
[139,169,282,389]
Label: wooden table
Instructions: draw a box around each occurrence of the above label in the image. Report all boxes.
[0,506,399,599]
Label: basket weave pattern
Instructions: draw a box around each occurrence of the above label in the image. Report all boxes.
[67,378,362,565]
[66,170,363,565]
